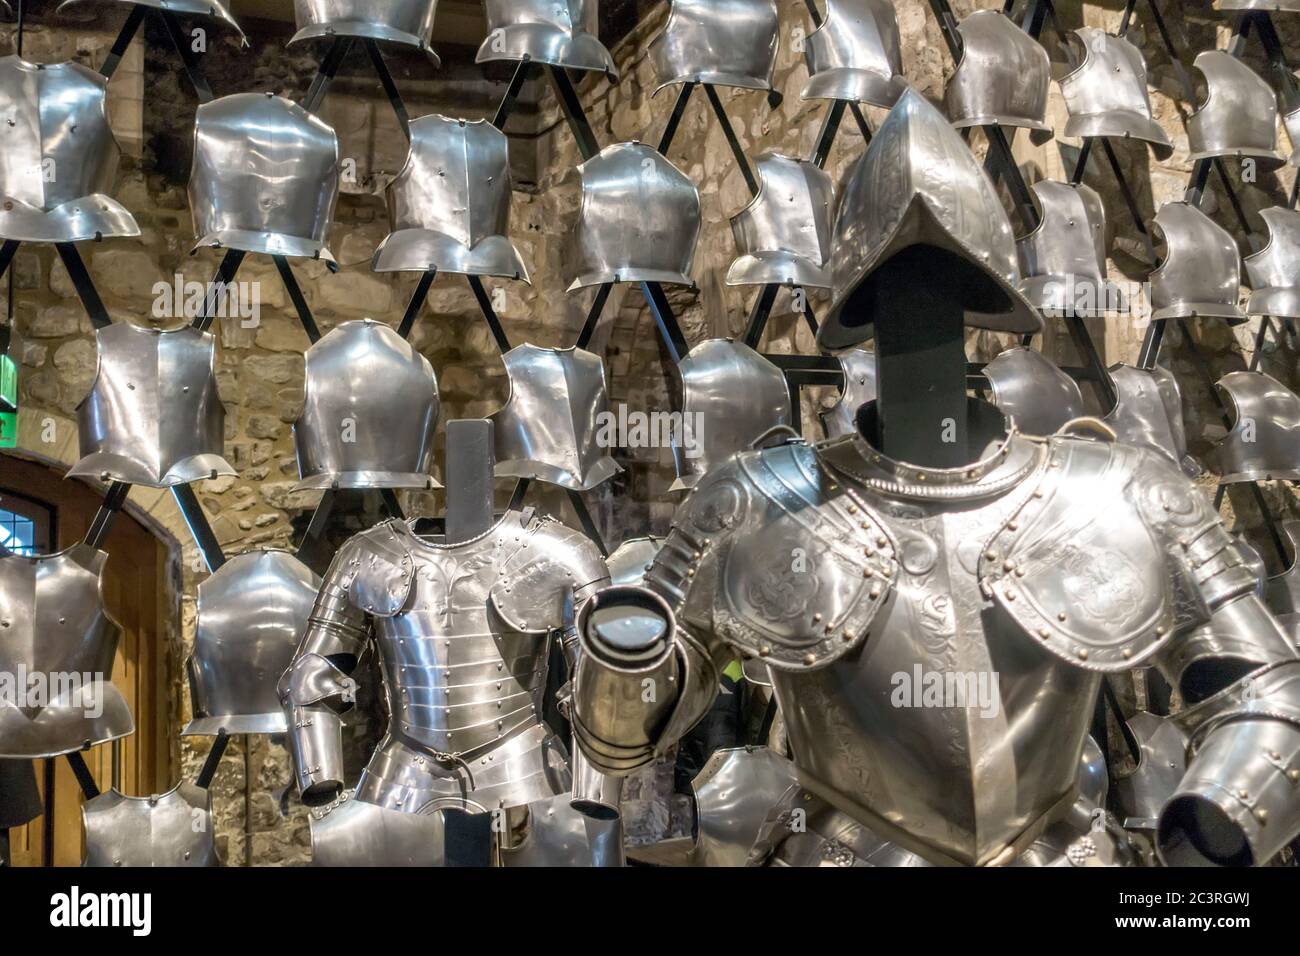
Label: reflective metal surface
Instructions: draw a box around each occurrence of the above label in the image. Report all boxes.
[606,536,664,587]
[567,142,700,290]
[189,92,340,262]
[801,0,906,108]
[500,792,624,866]
[1103,364,1199,477]
[672,339,791,492]
[1213,370,1300,483]
[1059,29,1174,160]
[185,550,321,736]
[820,88,1040,350]
[82,783,219,867]
[983,347,1085,437]
[944,10,1052,144]
[1149,201,1245,322]
[491,344,621,490]
[0,543,133,759]
[282,511,609,814]
[1216,0,1300,9]
[1187,51,1285,169]
[0,56,139,243]
[1287,94,1300,166]
[57,1,245,38]
[649,0,778,93]
[819,348,876,439]
[477,0,617,78]
[1113,712,1188,830]
[726,153,834,288]
[293,319,441,491]
[310,795,445,866]
[291,0,440,57]
[1264,520,1300,642]
[690,746,798,866]
[1244,206,1300,319]
[373,115,528,280]
[1017,180,1122,318]
[69,323,235,488]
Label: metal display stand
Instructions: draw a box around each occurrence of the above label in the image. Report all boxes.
[300,35,412,141]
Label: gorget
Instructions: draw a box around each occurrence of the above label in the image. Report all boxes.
[1212,370,1300,482]
[69,323,235,488]
[82,783,219,867]
[491,344,621,491]
[0,56,140,244]
[0,543,134,759]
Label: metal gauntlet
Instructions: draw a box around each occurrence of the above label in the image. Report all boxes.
[1158,659,1300,866]
[571,586,682,775]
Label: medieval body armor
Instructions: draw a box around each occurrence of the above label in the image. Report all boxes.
[373,115,529,281]
[671,339,791,492]
[820,348,876,440]
[1017,180,1121,318]
[1244,206,1300,318]
[279,509,616,860]
[491,344,620,491]
[291,1,440,58]
[567,142,700,291]
[1287,97,1300,165]
[568,87,1300,869]
[0,56,139,244]
[1187,51,1285,169]
[1212,370,1300,483]
[689,746,798,866]
[477,0,617,79]
[1058,29,1174,160]
[727,154,834,289]
[309,794,447,866]
[293,319,441,491]
[189,92,340,263]
[1149,201,1245,322]
[1103,364,1199,477]
[983,347,1085,437]
[1216,0,1300,9]
[0,543,133,759]
[185,550,321,736]
[1114,712,1189,832]
[648,0,779,94]
[57,0,245,38]
[68,323,235,488]
[819,88,1041,349]
[82,784,219,867]
[943,9,1052,144]
[801,0,906,109]
[606,536,664,587]
[1264,521,1300,644]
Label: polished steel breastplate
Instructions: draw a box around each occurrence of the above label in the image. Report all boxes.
[0,544,134,758]
[82,784,219,867]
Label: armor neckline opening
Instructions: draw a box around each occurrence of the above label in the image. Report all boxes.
[405,509,527,551]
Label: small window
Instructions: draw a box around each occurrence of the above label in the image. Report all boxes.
[0,490,54,556]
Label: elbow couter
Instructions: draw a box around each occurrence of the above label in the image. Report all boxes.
[571,586,681,775]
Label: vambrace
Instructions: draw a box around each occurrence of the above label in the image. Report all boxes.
[278,576,368,806]
[1158,658,1300,866]
[570,586,719,775]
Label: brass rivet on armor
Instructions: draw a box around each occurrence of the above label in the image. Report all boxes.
[693,551,702,560]
[759,645,771,657]
[1058,612,1067,622]
[842,632,853,643]
[1156,625,1167,637]
[869,584,882,599]
[1239,789,1250,799]
[824,623,834,634]
[1076,648,1089,661]
[1255,808,1269,823]
[804,653,816,665]
[1005,590,1016,601]
[1007,521,1019,531]
[877,536,888,548]
[813,613,823,623]
[985,551,998,562]
[687,568,696,577]
[1003,560,1014,572]
[1037,628,1049,639]
[847,504,858,514]
[1269,750,1280,760]
[1122,648,1133,659]
[863,568,873,579]
[1287,769,1299,782]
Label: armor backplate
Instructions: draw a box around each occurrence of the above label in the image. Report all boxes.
[819,348,876,439]
[1244,206,1300,319]
[672,339,791,492]
[567,142,701,290]
[0,543,133,758]
[1213,370,1300,482]
[0,56,139,243]
[983,347,1085,438]
[727,153,834,289]
[1018,180,1121,317]
[292,0,440,57]
[293,319,441,491]
[477,0,617,78]
[1150,201,1245,322]
[820,88,1040,350]
[1059,29,1173,160]
[69,323,235,488]
[374,115,528,280]
[1187,51,1285,168]
[189,92,339,262]
[801,0,906,108]
[186,550,321,736]
[1104,364,1199,477]
[82,784,219,867]
[491,344,621,491]
[944,10,1052,143]
[689,746,799,866]
[649,0,779,93]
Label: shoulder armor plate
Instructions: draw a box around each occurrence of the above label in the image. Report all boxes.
[667,443,898,671]
[490,517,610,633]
[337,520,415,617]
[979,437,1213,671]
